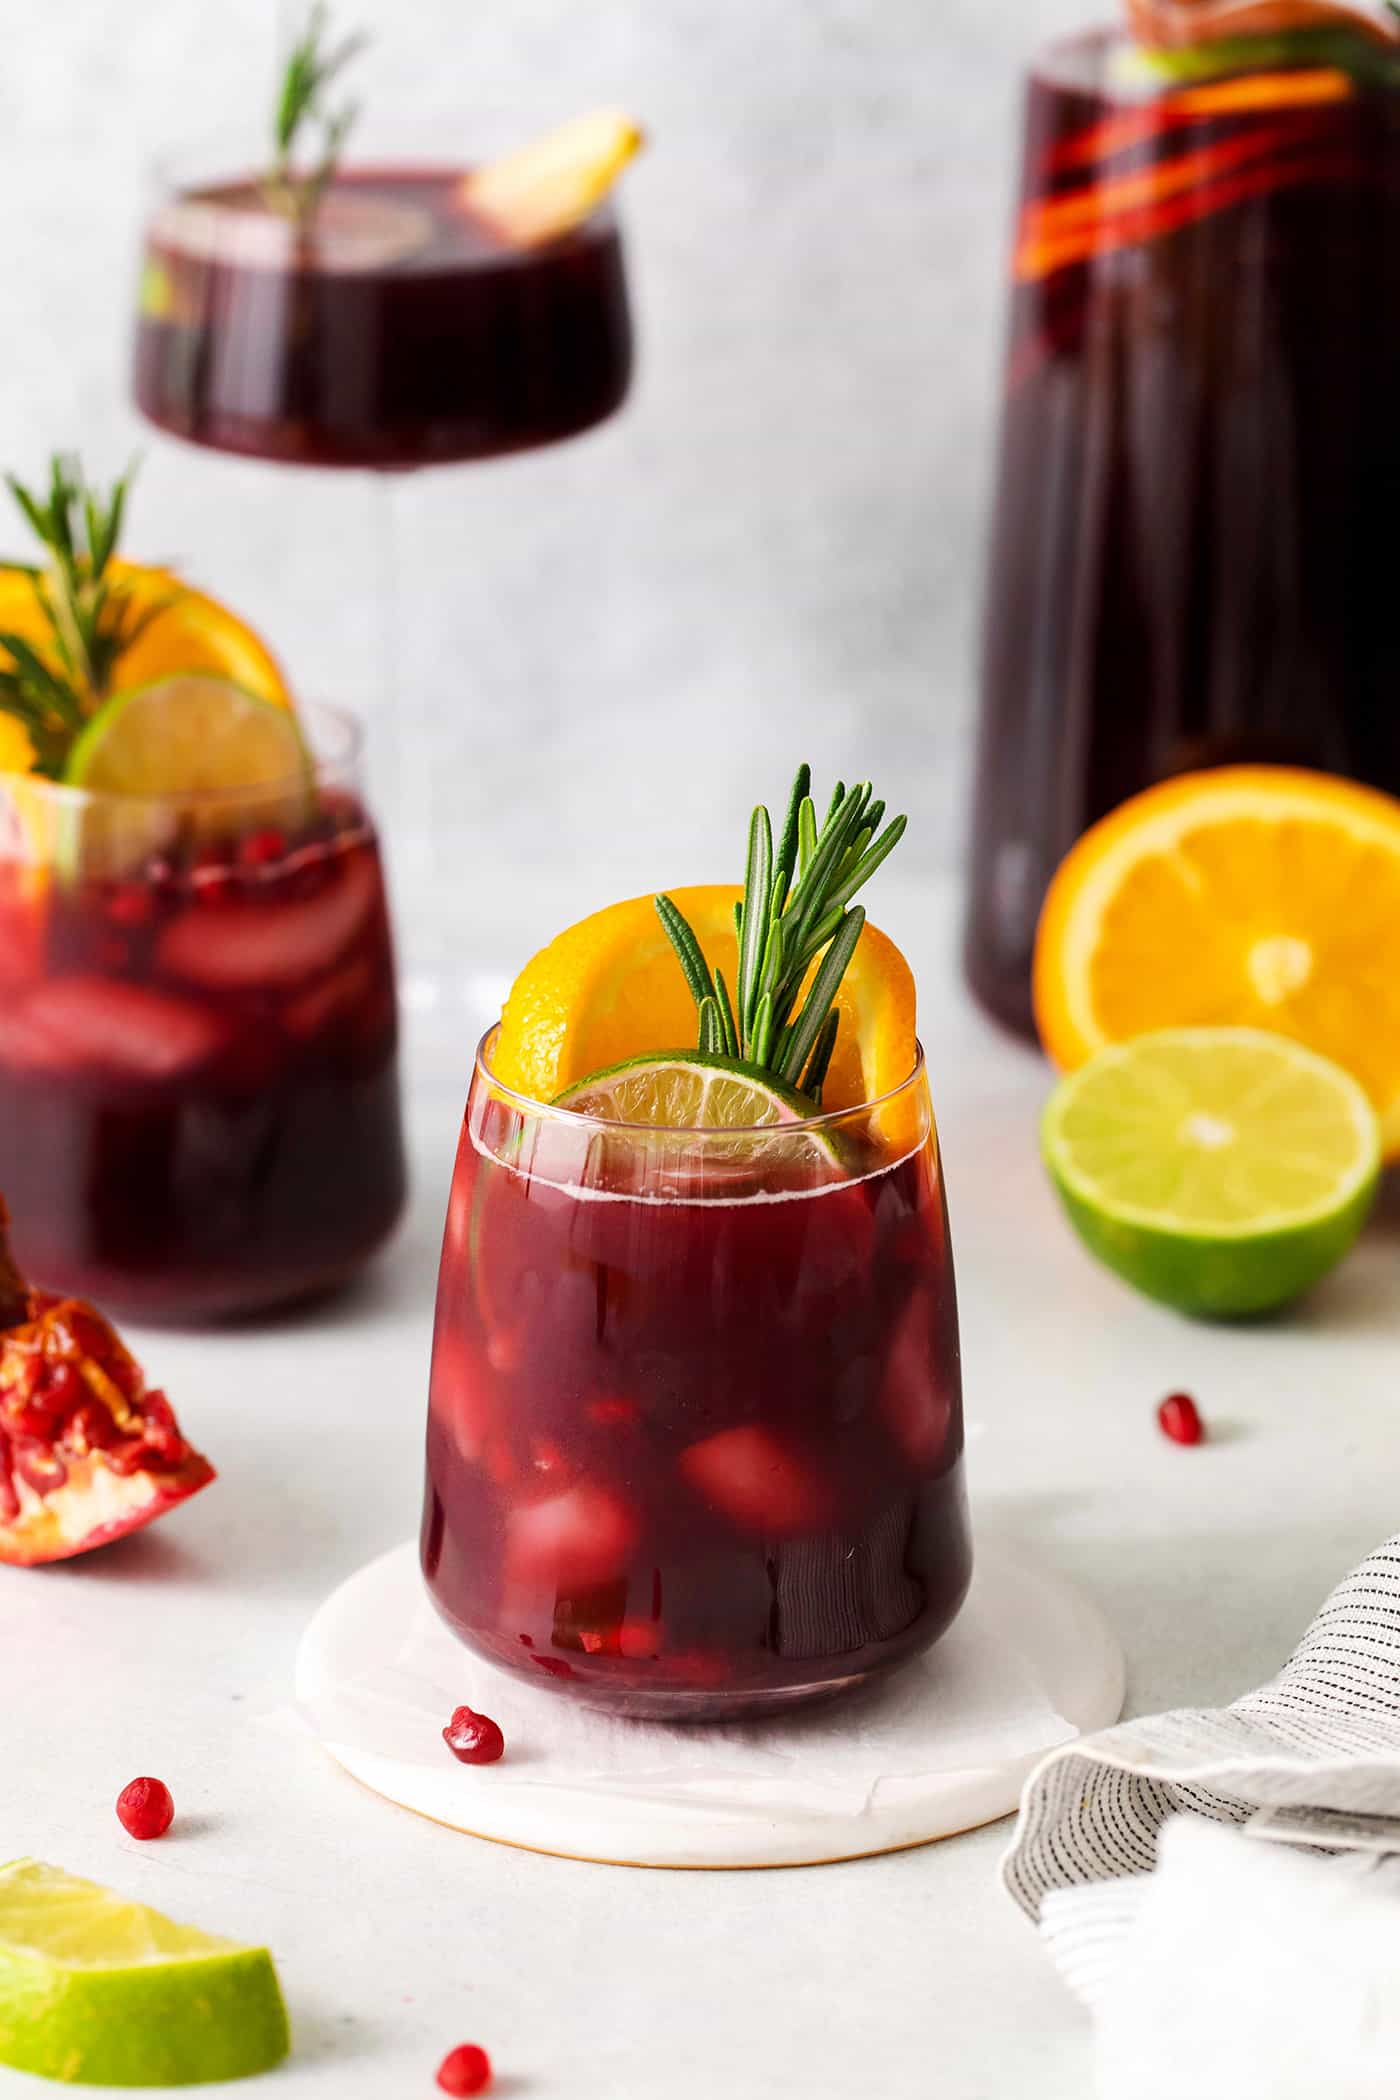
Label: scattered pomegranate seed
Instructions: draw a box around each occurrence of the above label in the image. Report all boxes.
[1157,1392,1205,1446]
[237,828,287,870]
[116,1776,175,1840]
[436,2043,492,2096]
[190,855,236,904]
[442,1707,506,1765]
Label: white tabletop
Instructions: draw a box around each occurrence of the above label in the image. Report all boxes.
[4,873,1396,2100]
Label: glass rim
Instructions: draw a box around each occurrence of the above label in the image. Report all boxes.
[0,698,362,814]
[474,1025,927,1136]
[142,137,620,241]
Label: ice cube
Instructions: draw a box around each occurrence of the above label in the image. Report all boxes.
[157,855,379,990]
[678,1425,833,1539]
[3,976,228,1081]
[505,1479,639,1589]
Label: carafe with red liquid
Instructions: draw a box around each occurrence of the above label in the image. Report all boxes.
[966,6,1400,1036]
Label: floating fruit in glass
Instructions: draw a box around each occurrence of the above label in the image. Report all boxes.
[423,770,972,1719]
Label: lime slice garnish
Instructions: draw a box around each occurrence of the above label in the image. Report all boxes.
[0,1858,290,2085]
[59,674,311,879]
[553,1051,846,1178]
[64,675,308,800]
[1042,1027,1381,1318]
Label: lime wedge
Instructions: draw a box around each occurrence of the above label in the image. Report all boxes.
[1042,1027,1381,1318]
[0,1858,290,2085]
[554,1052,844,1176]
[64,675,308,800]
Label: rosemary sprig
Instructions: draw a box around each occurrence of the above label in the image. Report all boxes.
[266,3,368,229]
[655,767,908,1107]
[0,457,165,779]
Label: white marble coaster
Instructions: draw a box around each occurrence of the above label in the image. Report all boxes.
[296,1540,1124,1869]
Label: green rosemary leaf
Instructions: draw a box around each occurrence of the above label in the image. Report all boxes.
[774,762,811,893]
[733,899,744,949]
[0,632,81,718]
[654,894,712,1012]
[822,781,846,832]
[737,803,773,1032]
[756,912,785,1012]
[5,476,49,552]
[778,908,865,1084]
[864,799,885,837]
[784,784,871,954]
[824,814,909,916]
[270,4,367,225]
[790,901,847,978]
[697,996,723,1057]
[751,991,775,1070]
[712,967,739,1057]
[0,563,41,581]
[797,796,817,877]
[800,1008,841,1102]
[839,827,872,879]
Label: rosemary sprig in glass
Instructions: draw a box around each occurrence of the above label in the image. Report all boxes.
[655,766,907,1106]
[0,457,166,779]
[266,3,368,230]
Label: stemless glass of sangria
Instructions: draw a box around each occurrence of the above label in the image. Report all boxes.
[0,458,405,1321]
[422,770,972,1720]
[966,0,1400,1037]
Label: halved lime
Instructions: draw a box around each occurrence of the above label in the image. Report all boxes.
[0,1858,290,2085]
[59,674,310,878]
[1042,1027,1382,1318]
[554,1052,845,1176]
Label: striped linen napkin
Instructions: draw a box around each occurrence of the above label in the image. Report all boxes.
[1002,1535,1400,2098]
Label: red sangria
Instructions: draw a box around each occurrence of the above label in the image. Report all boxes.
[0,458,405,1320]
[423,769,971,1718]
[132,165,633,471]
[966,4,1400,1036]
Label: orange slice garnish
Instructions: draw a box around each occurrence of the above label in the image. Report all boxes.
[492,884,916,1114]
[460,110,644,249]
[1033,766,1400,1156]
[0,559,292,737]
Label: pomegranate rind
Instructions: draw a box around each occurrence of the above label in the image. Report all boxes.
[0,1235,215,1566]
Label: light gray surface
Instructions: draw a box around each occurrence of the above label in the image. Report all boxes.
[3,875,1397,2099]
[5,0,1089,908]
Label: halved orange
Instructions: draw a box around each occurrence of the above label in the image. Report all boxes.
[0,559,292,736]
[1033,766,1400,1155]
[491,884,917,1113]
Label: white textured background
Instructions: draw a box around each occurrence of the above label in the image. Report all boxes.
[2,0,1089,926]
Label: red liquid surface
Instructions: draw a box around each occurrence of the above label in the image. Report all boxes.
[422,1113,971,1720]
[967,36,1400,1036]
[0,807,406,1320]
[132,167,633,469]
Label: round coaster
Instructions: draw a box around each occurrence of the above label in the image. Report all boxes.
[295,1540,1124,1869]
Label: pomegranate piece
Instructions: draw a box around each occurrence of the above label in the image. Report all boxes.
[5,975,228,1081]
[0,1199,215,1565]
[505,1479,639,1589]
[1157,1391,1205,1446]
[116,1776,175,1840]
[436,2042,493,2097]
[157,852,377,989]
[678,1425,832,1539]
[442,1707,506,1765]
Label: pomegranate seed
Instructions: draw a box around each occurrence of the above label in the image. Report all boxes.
[442,1707,505,1765]
[116,1776,175,1840]
[436,2043,492,2096]
[103,883,154,927]
[237,828,287,871]
[1157,1392,1205,1446]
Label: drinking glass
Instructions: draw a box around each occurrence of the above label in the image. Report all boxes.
[129,128,636,1010]
[0,703,406,1321]
[965,26,1400,1037]
[422,1032,971,1721]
